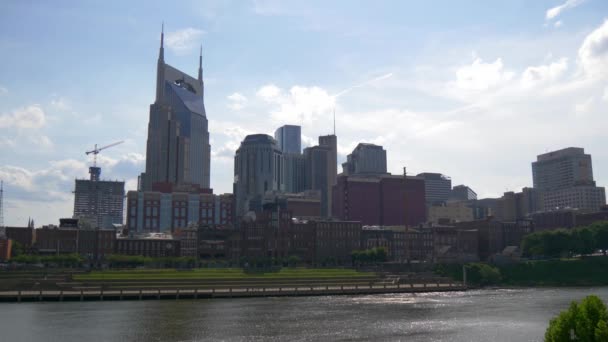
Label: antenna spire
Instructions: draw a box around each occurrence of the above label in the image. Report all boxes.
[198,44,203,82]
[333,107,336,135]
[159,22,165,61]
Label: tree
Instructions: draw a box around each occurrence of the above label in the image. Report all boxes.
[593,224,608,256]
[545,295,608,342]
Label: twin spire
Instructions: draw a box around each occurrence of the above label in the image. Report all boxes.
[158,23,204,82]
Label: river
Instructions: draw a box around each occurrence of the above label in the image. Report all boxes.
[1,287,606,341]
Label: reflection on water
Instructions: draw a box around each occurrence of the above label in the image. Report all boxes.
[1,287,607,342]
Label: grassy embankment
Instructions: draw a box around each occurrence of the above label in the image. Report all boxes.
[74,268,374,281]
[438,257,608,287]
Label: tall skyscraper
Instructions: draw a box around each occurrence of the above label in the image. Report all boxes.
[141,27,210,191]
[234,134,284,218]
[319,134,337,215]
[532,147,594,191]
[532,147,605,211]
[73,167,125,229]
[342,143,387,176]
[283,153,306,193]
[274,125,301,154]
[417,173,452,205]
[304,145,331,217]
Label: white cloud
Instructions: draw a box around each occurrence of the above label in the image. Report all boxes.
[0,86,7,95]
[50,97,71,111]
[445,57,515,100]
[256,84,282,101]
[578,20,608,78]
[227,92,247,110]
[554,20,563,28]
[521,57,568,88]
[546,0,585,21]
[575,96,594,115]
[257,84,335,125]
[0,104,46,129]
[603,86,608,101]
[164,28,205,55]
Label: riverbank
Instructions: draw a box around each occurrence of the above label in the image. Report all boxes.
[438,256,608,287]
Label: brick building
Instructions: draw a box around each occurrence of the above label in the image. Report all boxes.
[332,174,426,226]
[115,233,180,258]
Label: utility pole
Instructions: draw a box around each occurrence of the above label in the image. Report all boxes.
[404,167,410,265]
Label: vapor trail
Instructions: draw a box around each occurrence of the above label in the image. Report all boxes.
[332,72,393,98]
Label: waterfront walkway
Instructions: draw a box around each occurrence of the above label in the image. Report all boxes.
[0,282,466,302]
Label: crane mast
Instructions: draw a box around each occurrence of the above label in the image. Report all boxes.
[85,141,124,181]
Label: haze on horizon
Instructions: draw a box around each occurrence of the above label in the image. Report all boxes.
[1,0,607,226]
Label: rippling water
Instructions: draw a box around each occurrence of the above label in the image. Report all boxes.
[1,287,607,341]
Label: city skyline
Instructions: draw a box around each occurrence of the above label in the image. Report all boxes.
[1,1,608,225]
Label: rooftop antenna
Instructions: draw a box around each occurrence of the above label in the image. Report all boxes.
[333,107,336,135]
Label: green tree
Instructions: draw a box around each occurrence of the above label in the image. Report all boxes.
[593,224,608,256]
[545,295,608,342]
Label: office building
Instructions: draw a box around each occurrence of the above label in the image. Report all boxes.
[319,134,338,215]
[332,174,426,226]
[531,147,606,211]
[141,28,210,190]
[342,143,387,176]
[283,153,306,193]
[73,167,125,229]
[428,201,474,224]
[304,145,331,217]
[450,185,477,201]
[417,172,452,205]
[532,147,594,191]
[126,190,234,233]
[274,125,301,154]
[233,134,283,218]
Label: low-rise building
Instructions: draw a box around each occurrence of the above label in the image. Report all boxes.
[428,201,474,224]
[115,233,181,258]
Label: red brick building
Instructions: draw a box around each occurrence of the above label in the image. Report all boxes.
[0,238,12,261]
[332,174,426,226]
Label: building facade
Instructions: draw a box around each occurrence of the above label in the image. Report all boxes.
[234,134,283,218]
[304,145,331,217]
[274,125,301,154]
[531,147,606,211]
[342,143,387,176]
[73,172,125,229]
[428,201,474,224]
[126,191,234,233]
[141,29,210,190]
[417,173,452,205]
[332,174,426,226]
[450,185,477,201]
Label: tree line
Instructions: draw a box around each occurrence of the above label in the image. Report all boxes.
[522,221,608,258]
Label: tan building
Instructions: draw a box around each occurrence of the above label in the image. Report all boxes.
[428,201,474,224]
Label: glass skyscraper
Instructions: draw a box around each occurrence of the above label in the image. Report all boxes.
[141,27,211,191]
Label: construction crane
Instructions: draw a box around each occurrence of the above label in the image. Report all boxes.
[86,141,124,167]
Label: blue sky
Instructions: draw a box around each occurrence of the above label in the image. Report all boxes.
[1,0,608,226]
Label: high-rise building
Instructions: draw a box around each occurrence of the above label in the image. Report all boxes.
[141,27,210,191]
[304,145,331,217]
[342,143,387,176]
[450,185,477,201]
[234,134,283,218]
[319,134,337,215]
[532,147,594,191]
[417,173,452,205]
[73,167,125,229]
[531,147,606,211]
[274,125,301,154]
[283,153,306,193]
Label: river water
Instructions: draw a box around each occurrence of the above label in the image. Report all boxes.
[1,287,606,341]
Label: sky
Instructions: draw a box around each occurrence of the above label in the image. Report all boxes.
[1,0,608,226]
